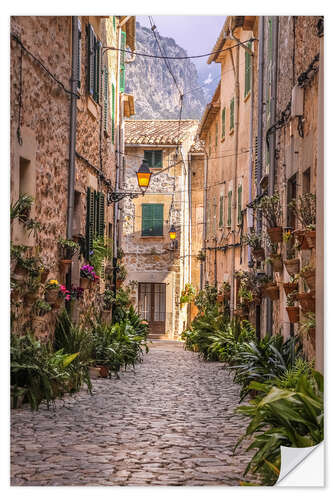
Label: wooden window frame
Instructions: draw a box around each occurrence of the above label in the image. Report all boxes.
[144,150,163,169]
[141,203,164,237]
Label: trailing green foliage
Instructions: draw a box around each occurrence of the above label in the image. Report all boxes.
[11,333,80,410]
[235,371,323,485]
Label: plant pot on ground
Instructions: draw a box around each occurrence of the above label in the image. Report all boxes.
[88,366,100,379]
[95,365,109,378]
[284,257,300,276]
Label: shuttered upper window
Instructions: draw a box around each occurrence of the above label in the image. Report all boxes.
[141,204,164,236]
[119,30,126,93]
[85,187,105,259]
[219,195,224,228]
[103,65,109,134]
[227,191,232,227]
[244,42,252,97]
[87,24,102,104]
[221,107,226,139]
[237,185,243,225]
[230,97,235,132]
[144,150,163,168]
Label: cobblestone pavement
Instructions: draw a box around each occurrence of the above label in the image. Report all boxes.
[11,342,255,486]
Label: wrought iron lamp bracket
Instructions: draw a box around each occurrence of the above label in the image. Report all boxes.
[107,191,140,205]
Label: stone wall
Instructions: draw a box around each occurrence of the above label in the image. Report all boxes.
[10,16,118,339]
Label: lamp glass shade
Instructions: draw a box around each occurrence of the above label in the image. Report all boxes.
[169,225,176,240]
[136,160,152,192]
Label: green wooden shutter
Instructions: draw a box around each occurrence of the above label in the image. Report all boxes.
[103,65,108,133]
[97,192,105,239]
[230,97,234,131]
[94,40,102,103]
[227,191,232,227]
[87,24,95,96]
[111,83,115,144]
[154,150,162,168]
[113,16,116,30]
[219,195,223,228]
[244,43,252,97]
[93,190,98,237]
[222,108,226,139]
[237,185,242,224]
[152,204,163,235]
[119,30,126,93]
[77,19,81,89]
[144,150,153,167]
[85,187,95,259]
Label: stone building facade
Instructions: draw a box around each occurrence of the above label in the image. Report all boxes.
[122,120,199,339]
[10,16,135,339]
[200,16,258,318]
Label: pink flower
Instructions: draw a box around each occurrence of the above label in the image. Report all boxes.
[65,294,71,301]
[60,285,66,292]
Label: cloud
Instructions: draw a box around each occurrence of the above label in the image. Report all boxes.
[204,73,213,85]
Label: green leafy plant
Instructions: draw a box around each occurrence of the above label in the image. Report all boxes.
[34,299,52,316]
[235,371,323,485]
[289,193,316,230]
[10,194,41,235]
[242,232,262,249]
[196,249,206,262]
[256,193,282,228]
[180,283,197,305]
[58,238,80,259]
[90,237,113,275]
[193,285,218,314]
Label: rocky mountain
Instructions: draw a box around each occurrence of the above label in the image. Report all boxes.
[125,22,207,120]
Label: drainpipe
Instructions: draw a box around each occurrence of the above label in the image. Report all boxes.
[266,16,279,336]
[188,153,192,286]
[256,16,265,340]
[228,30,240,320]
[247,39,255,266]
[202,152,208,288]
[67,16,79,240]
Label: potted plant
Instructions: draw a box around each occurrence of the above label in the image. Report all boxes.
[289,194,316,249]
[262,281,279,301]
[58,238,80,260]
[80,264,100,289]
[300,265,315,291]
[116,264,127,287]
[70,286,84,301]
[299,312,316,342]
[257,193,282,243]
[297,291,315,314]
[283,276,299,296]
[33,299,52,330]
[286,291,299,323]
[196,249,206,262]
[24,277,40,306]
[267,253,283,273]
[44,279,60,304]
[180,283,197,306]
[242,232,265,261]
[220,281,231,300]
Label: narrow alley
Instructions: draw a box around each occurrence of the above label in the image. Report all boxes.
[11,343,253,486]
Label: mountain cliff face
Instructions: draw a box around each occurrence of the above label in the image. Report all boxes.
[125,22,206,120]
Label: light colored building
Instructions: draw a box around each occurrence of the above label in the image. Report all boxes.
[122,119,199,339]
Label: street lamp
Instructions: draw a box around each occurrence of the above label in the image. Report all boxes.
[136,160,152,195]
[169,224,177,240]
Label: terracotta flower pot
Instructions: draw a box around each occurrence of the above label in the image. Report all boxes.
[80,277,90,290]
[40,269,49,283]
[286,306,299,323]
[252,247,265,261]
[284,258,300,276]
[101,310,112,323]
[33,316,46,332]
[217,294,224,303]
[294,229,309,250]
[59,259,72,273]
[88,366,100,379]
[270,254,283,272]
[12,265,26,284]
[264,285,280,301]
[297,292,315,313]
[116,279,123,288]
[283,282,298,296]
[45,288,59,304]
[267,226,283,243]
[305,230,316,249]
[302,270,316,291]
[24,293,39,306]
[96,365,109,378]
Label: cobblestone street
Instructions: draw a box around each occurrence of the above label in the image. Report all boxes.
[11,342,254,486]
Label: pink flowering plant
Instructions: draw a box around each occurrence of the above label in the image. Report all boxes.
[59,284,71,301]
[70,286,84,300]
[80,264,99,282]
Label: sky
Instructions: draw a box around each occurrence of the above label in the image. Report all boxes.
[136,15,226,89]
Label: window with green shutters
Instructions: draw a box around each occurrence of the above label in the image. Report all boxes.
[141,204,164,236]
[85,188,105,259]
[230,97,234,131]
[111,83,115,144]
[119,30,126,93]
[113,16,116,31]
[221,107,226,139]
[244,42,252,97]
[227,191,232,227]
[144,150,163,168]
[103,65,109,133]
[87,24,102,104]
[219,195,224,228]
[237,185,242,224]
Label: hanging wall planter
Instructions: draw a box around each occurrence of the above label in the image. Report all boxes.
[305,229,316,249]
[283,281,298,296]
[263,284,280,301]
[252,247,265,261]
[80,277,90,290]
[294,229,310,250]
[286,306,300,323]
[270,253,283,272]
[302,268,316,290]
[267,226,283,244]
[45,288,59,305]
[284,258,300,276]
[297,292,315,313]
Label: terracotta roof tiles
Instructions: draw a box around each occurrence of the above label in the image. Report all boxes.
[125,119,199,145]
